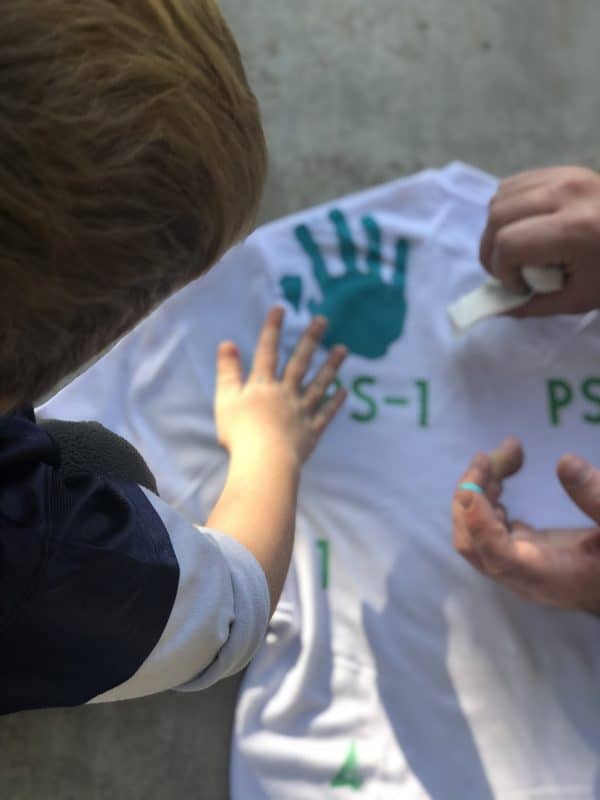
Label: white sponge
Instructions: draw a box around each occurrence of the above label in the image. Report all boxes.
[448,266,564,335]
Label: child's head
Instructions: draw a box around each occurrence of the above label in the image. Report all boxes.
[0,0,267,408]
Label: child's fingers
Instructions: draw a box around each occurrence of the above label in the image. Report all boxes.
[216,341,243,392]
[282,316,328,388]
[303,345,348,410]
[250,307,284,382]
[312,387,348,435]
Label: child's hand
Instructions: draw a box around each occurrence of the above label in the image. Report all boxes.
[215,307,348,465]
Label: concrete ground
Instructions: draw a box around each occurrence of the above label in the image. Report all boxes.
[2,1,600,798]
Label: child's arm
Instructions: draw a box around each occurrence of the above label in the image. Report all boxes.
[206,443,300,619]
[0,309,347,713]
[207,307,348,616]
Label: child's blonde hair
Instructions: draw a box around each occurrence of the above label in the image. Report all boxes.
[1,0,267,406]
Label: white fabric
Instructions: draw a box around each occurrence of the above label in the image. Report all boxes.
[40,162,600,799]
[90,490,270,702]
[448,265,565,334]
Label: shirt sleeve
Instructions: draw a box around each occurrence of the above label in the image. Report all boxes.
[89,487,270,703]
[0,469,269,715]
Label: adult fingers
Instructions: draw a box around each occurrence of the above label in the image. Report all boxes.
[498,168,561,197]
[454,443,524,576]
[452,496,485,571]
[456,452,493,499]
[557,454,600,525]
[482,438,523,505]
[303,345,348,410]
[282,316,328,389]
[250,307,285,381]
[494,504,508,524]
[489,215,570,294]
[489,436,524,481]
[456,441,522,507]
[507,286,578,317]
[480,189,558,270]
[454,490,515,577]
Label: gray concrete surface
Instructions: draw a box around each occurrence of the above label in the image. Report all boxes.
[2,1,600,798]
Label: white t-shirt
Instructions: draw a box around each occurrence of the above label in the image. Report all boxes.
[43,162,600,798]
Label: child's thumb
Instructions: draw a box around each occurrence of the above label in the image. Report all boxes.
[216,341,243,392]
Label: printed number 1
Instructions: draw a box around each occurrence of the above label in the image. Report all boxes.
[415,380,429,428]
[316,539,330,590]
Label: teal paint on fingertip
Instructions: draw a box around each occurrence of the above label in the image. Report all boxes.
[458,482,484,495]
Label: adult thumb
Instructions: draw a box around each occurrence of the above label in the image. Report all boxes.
[557,454,600,524]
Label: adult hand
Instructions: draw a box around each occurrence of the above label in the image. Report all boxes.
[452,437,600,612]
[479,166,600,316]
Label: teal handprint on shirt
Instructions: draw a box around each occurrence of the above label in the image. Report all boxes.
[281,209,409,359]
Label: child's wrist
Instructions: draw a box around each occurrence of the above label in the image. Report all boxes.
[228,435,301,475]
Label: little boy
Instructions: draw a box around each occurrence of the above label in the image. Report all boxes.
[0,0,347,714]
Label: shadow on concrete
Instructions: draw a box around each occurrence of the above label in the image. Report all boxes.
[0,672,243,800]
